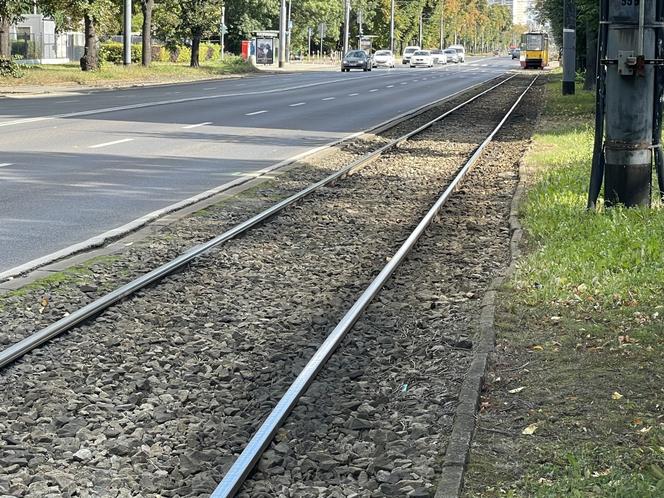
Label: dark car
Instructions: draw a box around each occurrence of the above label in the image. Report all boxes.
[512,48,521,59]
[342,50,372,72]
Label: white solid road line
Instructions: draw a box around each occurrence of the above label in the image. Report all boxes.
[54,100,80,104]
[245,110,268,116]
[0,163,12,167]
[289,102,306,107]
[182,122,212,129]
[89,138,135,149]
[322,97,335,101]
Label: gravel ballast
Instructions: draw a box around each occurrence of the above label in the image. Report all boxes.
[0,75,542,498]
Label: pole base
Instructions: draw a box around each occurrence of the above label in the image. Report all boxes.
[562,80,575,95]
[604,163,652,207]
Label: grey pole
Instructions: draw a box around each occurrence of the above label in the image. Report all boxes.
[343,0,350,55]
[279,0,287,67]
[562,0,576,94]
[603,0,655,206]
[390,0,395,53]
[419,12,423,47]
[220,6,225,59]
[440,0,444,50]
[286,0,291,62]
[123,0,132,65]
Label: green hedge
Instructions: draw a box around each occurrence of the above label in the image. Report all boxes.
[100,42,223,65]
[0,58,24,78]
[100,42,142,64]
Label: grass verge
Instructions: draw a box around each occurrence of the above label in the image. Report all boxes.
[0,57,255,87]
[462,74,664,497]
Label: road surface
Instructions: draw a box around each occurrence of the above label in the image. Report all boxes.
[0,56,517,274]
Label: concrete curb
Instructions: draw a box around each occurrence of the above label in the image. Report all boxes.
[433,152,529,498]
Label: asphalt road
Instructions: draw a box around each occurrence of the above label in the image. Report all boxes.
[0,56,518,274]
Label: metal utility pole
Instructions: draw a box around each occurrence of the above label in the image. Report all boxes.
[220,6,226,59]
[390,0,395,52]
[286,0,292,62]
[279,0,287,67]
[123,0,132,65]
[343,0,350,55]
[440,1,445,50]
[419,12,423,47]
[602,0,658,206]
[562,0,576,95]
[308,27,312,58]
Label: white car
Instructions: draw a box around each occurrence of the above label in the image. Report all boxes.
[447,44,465,62]
[373,50,395,68]
[410,50,433,68]
[444,48,459,63]
[430,49,448,65]
[402,45,421,65]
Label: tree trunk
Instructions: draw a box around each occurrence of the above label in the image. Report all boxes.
[0,17,10,58]
[80,14,99,71]
[141,0,154,66]
[190,33,201,68]
[584,20,597,91]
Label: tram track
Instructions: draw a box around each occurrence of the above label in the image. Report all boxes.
[0,74,540,498]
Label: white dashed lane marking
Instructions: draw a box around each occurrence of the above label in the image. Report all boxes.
[89,138,134,149]
[182,122,212,129]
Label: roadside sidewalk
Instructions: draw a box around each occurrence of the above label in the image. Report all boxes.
[461,75,664,497]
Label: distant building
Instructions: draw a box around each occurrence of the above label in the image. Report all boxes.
[10,14,84,64]
[488,0,535,27]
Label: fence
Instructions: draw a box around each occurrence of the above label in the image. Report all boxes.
[10,32,84,63]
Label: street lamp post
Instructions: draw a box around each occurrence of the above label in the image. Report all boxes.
[390,0,395,53]
[123,0,132,65]
[279,0,287,67]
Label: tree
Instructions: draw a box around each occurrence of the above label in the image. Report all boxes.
[139,0,154,66]
[40,0,117,70]
[0,0,32,57]
[153,0,222,67]
[533,0,599,89]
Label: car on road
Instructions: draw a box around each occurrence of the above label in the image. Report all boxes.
[444,48,459,63]
[402,45,421,65]
[430,49,448,65]
[410,50,434,68]
[448,44,466,62]
[511,48,521,59]
[341,50,372,72]
[373,50,396,68]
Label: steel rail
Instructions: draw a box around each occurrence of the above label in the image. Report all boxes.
[0,74,517,371]
[210,75,538,498]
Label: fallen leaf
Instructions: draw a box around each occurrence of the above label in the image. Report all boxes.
[550,316,561,322]
[632,418,643,425]
[522,424,538,435]
[591,469,611,477]
[531,345,544,351]
[612,391,624,400]
[639,426,652,434]
[508,387,526,394]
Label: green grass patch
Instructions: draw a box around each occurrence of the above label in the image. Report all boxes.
[0,57,255,87]
[463,75,664,498]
